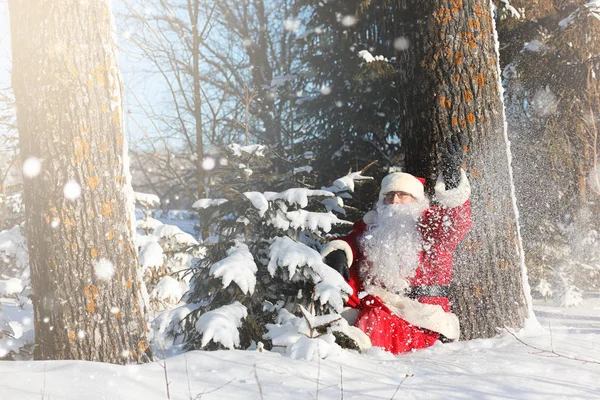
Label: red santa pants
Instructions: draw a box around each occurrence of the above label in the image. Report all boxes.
[354,295,439,354]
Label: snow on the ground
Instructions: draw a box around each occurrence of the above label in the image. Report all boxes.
[1,324,599,400]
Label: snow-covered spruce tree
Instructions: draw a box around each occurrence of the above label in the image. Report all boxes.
[8,0,150,363]
[155,143,371,357]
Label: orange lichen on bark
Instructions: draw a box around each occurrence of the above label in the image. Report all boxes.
[453,51,464,65]
[468,18,481,30]
[138,340,148,352]
[73,137,90,164]
[117,134,124,146]
[475,73,485,86]
[463,90,473,102]
[126,279,133,289]
[71,242,78,250]
[460,119,467,128]
[84,284,99,313]
[89,210,95,218]
[90,248,98,258]
[434,7,451,24]
[474,1,485,18]
[466,113,476,124]
[107,231,114,240]
[460,31,478,49]
[86,302,96,313]
[440,96,452,109]
[113,107,121,126]
[90,66,106,87]
[101,200,115,217]
[452,117,459,126]
[450,0,463,10]
[88,176,100,190]
[68,332,76,341]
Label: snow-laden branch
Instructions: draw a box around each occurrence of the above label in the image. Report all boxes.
[268,237,352,311]
[209,241,257,295]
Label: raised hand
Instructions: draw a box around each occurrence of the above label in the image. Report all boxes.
[441,132,468,190]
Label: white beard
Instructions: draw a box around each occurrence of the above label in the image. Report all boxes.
[358,201,427,294]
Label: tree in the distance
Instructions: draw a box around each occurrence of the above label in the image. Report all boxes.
[501,2,600,304]
[9,0,149,363]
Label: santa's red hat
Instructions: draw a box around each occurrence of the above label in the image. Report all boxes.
[378,172,426,201]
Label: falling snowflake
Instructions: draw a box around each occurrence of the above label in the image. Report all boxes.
[94,258,115,281]
[63,180,82,200]
[341,15,356,26]
[320,85,332,95]
[202,157,216,171]
[394,37,410,51]
[284,18,301,33]
[22,157,41,178]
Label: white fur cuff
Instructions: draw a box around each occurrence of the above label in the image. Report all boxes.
[321,240,353,268]
[435,169,471,208]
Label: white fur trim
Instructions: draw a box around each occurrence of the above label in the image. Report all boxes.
[366,286,461,340]
[435,169,471,208]
[363,210,378,225]
[379,172,425,201]
[321,240,353,268]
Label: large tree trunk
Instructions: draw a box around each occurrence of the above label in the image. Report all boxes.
[399,1,530,338]
[9,0,150,363]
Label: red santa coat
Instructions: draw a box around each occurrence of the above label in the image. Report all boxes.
[322,170,472,354]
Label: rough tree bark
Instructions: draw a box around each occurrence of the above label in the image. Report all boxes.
[9,0,150,363]
[397,0,530,338]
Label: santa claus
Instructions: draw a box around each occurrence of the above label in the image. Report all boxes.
[321,134,472,354]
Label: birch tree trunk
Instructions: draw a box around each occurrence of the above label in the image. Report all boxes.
[398,0,530,338]
[9,0,150,363]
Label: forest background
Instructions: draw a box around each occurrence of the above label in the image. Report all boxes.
[0,0,600,362]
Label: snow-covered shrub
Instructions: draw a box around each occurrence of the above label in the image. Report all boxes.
[527,209,600,307]
[0,193,24,231]
[0,225,34,360]
[159,143,371,358]
[134,192,202,313]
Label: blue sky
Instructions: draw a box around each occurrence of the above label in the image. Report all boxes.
[0,1,159,147]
